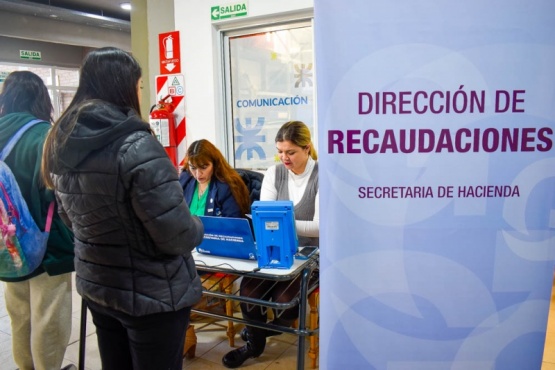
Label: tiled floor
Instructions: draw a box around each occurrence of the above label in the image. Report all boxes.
[0,273,318,370]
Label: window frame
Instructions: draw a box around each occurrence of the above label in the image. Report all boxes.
[217,17,315,170]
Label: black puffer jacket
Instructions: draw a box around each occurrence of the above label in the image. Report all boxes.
[51,101,204,316]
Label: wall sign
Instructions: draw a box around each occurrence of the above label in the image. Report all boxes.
[19,50,41,61]
[155,74,187,166]
[211,2,248,21]
[158,31,181,74]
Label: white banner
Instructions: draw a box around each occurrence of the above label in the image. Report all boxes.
[315,0,555,368]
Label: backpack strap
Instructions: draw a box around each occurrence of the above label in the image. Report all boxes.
[0,119,44,161]
[44,201,55,233]
[0,119,54,232]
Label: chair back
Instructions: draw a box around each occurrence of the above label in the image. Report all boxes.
[235,168,264,204]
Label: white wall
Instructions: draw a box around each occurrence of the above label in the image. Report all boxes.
[172,0,313,150]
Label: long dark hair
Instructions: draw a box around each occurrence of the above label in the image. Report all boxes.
[0,71,53,122]
[42,47,142,189]
[182,139,251,215]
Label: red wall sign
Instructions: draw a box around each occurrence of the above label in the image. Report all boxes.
[158,31,181,74]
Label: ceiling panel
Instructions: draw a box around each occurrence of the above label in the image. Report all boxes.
[0,0,130,31]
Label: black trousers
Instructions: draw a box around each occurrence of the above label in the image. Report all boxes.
[87,300,190,370]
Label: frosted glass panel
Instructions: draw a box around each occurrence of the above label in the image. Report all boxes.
[228,25,315,169]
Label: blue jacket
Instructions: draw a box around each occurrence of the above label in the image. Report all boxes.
[179,171,243,218]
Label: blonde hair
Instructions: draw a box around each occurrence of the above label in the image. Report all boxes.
[275,121,317,160]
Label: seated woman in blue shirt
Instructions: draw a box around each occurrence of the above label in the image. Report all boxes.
[179,139,250,218]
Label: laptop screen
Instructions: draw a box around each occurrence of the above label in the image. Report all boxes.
[196,216,257,260]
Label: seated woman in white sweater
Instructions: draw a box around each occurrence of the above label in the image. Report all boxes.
[222,121,319,368]
[260,155,319,242]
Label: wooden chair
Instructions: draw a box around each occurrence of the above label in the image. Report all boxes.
[307,288,319,369]
[196,272,238,346]
[183,324,197,358]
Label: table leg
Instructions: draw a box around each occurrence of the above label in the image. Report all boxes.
[296,266,310,369]
[223,275,236,346]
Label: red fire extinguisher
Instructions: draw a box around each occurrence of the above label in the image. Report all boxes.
[149,94,178,167]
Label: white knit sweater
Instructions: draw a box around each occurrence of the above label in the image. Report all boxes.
[260,157,319,237]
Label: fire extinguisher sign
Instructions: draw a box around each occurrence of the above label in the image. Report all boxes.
[159,31,181,74]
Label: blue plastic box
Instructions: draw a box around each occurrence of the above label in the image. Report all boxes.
[251,200,298,269]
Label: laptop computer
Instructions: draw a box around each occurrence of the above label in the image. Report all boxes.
[196,216,257,260]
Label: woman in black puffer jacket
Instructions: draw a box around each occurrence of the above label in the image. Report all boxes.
[42,47,204,370]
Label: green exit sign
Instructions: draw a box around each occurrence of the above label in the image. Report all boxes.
[211,2,248,21]
[20,50,42,60]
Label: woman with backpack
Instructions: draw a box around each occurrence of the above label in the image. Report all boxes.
[0,71,76,370]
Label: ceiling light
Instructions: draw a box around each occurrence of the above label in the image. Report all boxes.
[120,2,131,11]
